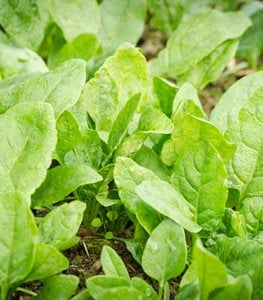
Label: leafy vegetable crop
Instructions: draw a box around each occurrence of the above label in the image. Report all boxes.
[0,1,263,299]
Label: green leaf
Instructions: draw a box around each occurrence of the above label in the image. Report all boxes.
[98,0,147,55]
[47,0,100,41]
[25,243,68,283]
[130,277,158,300]
[73,129,107,169]
[209,275,252,300]
[72,43,149,131]
[0,0,49,50]
[213,236,263,277]
[114,157,159,214]
[194,239,227,300]
[49,33,100,68]
[210,71,263,133]
[108,93,141,151]
[0,59,86,117]
[225,87,263,202]
[32,275,79,300]
[142,219,187,285]
[70,289,92,300]
[0,102,56,199]
[177,39,239,90]
[55,110,81,164]
[237,9,263,68]
[240,198,263,236]
[0,192,37,299]
[149,10,250,77]
[171,141,228,233]
[0,42,48,79]
[86,276,130,299]
[152,76,178,117]
[98,287,148,300]
[38,201,86,250]
[161,115,235,166]
[138,107,174,134]
[148,0,184,36]
[136,179,201,233]
[101,246,130,279]
[32,164,102,207]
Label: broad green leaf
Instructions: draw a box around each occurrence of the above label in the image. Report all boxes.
[240,197,263,236]
[72,43,149,131]
[221,208,247,238]
[209,275,252,300]
[47,0,100,41]
[32,275,79,300]
[177,39,239,90]
[148,0,184,36]
[152,76,178,117]
[98,287,148,300]
[25,243,68,283]
[0,192,37,299]
[0,59,86,117]
[0,0,49,50]
[214,236,263,277]
[101,246,130,280]
[38,201,86,250]
[32,164,102,207]
[172,82,203,115]
[73,129,107,169]
[225,87,263,201]
[210,71,263,133]
[71,289,92,300]
[171,141,228,233]
[49,33,100,68]
[55,110,81,164]
[136,180,201,233]
[138,107,174,134]
[114,157,159,213]
[0,42,48,79]
[149,10,250,77]
[161,115,235,166]
[108,93,141,151]
[175,282,200,300]
[86,276,130,299]
[130,277,159,300]
[98,0,147,54]
[249,264,263,300]
[194,239,227,300]
[142,219,187,285]
[0,102,56,199]
[237,9,263,68]
[134,145,170,182]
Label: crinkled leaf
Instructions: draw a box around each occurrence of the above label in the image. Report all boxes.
[47,0,100,41]
[72,44,149,131]
[101,246,129,280]
[210,71,263,133]
[0,102,56,199]
[38,201,86,250]
[0,42,48,79]
[32,164,102,207]
[0,0,50,50]
[98,0,146,54]
[149,10,250,77]
[142,219,187,285]
[194,239,227,300]
[0,192,37,298]
[161,115,235,166]
[32,275,79,300]
[0,59,86,117]
[178,39,239,90]
[171,141,228,233]
[25,243,68,283]
[136,180,201,233]
[55,110,81,164]
[225,87,263,202]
